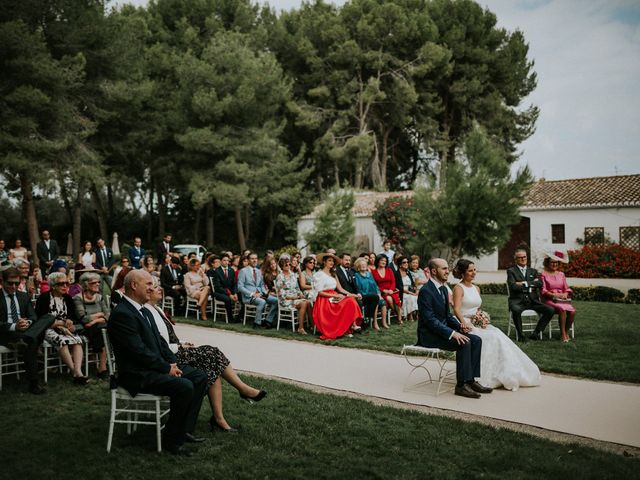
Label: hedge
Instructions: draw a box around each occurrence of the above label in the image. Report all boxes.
[475,283,629,303]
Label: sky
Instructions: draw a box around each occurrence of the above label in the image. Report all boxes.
[119,0,640,181]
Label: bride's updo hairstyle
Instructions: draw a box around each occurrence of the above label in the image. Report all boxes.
[453,259,474,280]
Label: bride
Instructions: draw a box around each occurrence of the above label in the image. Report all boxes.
[452,259,541,391]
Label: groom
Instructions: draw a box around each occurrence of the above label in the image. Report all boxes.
[417,258,491,399]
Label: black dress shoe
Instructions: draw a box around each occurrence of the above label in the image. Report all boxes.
[239,390,267,404]
[28,382,46,395]
[262,323,273,330]
[184,433,206,443]
[208,416,239,433]
[468,381,493,394]
[517,335,527,343]
[164,444,195,456]
[528,332,540,341]
[73,376,90,386]
[454,384,481,399]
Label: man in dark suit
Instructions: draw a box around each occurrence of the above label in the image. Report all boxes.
[95,237,114,290]
[209,253,239,322]
[417,258,491,399]
[0,267,51,394]
[507,248,555,341]
[36,229,59,273]
[336,253,358,295]
[107,269,207,455]
[160,256,186,309]
[128,237,145,269]
[156,233,173,264]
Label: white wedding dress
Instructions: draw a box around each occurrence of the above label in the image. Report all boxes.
[458,283,541,391]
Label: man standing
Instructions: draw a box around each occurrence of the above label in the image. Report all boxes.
[36,230,59,273]
[157,233,173,264]
[417,258,491,399]
[160,257,186,310]
[0,267,51,394]
[336,253,358,295]
[107,270,207,455]
[210,253,239,322]
[506,248,555,341]
[128,237,145,269]
[95,238,114,290]
[237,253,278,328]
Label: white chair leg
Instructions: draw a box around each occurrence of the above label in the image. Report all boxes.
[107,398,116,453]
[156,400,162,452]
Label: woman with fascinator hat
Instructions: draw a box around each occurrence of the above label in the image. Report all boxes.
[312,252,362,340]
[540,250,576,343]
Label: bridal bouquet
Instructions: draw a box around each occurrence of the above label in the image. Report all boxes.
[472,309,491,329]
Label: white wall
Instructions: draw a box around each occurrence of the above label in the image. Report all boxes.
[297,215,386,256]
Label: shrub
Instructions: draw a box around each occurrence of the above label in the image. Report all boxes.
[626,289,640,304]
[476,283,508,295]
[565,244,640,279]
[372,196,416,253]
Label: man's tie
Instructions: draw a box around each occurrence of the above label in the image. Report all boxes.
[252,268,257,282]
[171,267,177,281]
[439,286,449,312]
[224,268,228,279]
[9,293,19,323]
[102,249,107,264]
[140,307,164,350]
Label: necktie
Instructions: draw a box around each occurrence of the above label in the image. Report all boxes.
[9,293,18,323]
[253,268,257,282]
[171,267,177,281]
[439,286,448,308]
[140,307,154,329]
[224,268,228,279]
[102,249,107,263]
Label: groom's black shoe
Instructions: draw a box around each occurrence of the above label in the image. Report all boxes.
[468,381,493,394]
[454,384,481,399]
[528,332,540,341]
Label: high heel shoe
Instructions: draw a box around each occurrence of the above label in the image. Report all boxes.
[209,416,238,433]
[239,390,267,404]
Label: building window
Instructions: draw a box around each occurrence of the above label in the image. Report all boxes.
[551,224,565,244]
[620,226,640,251]
[584,227,605,246]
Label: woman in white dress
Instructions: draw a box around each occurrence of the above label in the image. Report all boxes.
[398,256,418,321]
[452,259,541,391]
[78,241,96,269]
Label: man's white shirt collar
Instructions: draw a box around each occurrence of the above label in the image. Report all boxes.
[123,294,144,312]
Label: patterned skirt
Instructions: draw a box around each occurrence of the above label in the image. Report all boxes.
[176,345,230,388]
[44,328,84,347]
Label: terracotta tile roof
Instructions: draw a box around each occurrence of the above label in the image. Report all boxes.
[300,175,640,219]
[523,174,640,209]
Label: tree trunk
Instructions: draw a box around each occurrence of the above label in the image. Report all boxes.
[315,157,324,194]
[72,191,82,261]
[380,127,391,189]
[205,199,214,248]
[333,161,340,187]
[157,187,166,237]
[243,205,250,245]
[194,207,201,244]
[107,181,114,215]
[91,183,109,240]
[264,208,275,244]
[20,174,40,268]
[354,163,363,190]
[147,180,154,246]
[235,205,246,252]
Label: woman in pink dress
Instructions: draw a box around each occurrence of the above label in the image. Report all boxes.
[540,250,576,343]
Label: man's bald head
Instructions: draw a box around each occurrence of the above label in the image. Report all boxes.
[428,258,450,283]
[124,269,153,304]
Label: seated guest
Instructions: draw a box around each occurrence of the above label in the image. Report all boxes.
[507,248,555,341]
[367,252,376,272]
[161,256,186,309]
[184,258,210,320]
[0,267,51,394]
[205,255,221,276]
[94,238,114,290]
[78,240,95,269]
[398,256,418,321]
[209,253,239,322]
[73,272,110,379]
[51,258,68,274]
[540,251,576,343]
[180,255,189,275]
[13,258,35,297]
[36,272,89,385]
[107,270,207,454]
[68,264,87,298]
[237,255,249,279]
[417,258,490,399]
[335,253,358,296]
[372,254,403,324]
[275,257,311,335]
[110,267,131,309]
[111,257,130,289]
[237,253,278,328]
[298,256,316,302]
[409,255,428,291]
[312,253,362,340]
[9,239,28,262]
[353,257,387,331]
[142,255,159,278]
[230,255,241,274]
[128,237,145,269]
[146,278,266,432]
[261,257,278,296]
[290,255,300,274]
[0,239,7,264]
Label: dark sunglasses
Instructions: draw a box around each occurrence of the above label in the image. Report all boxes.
[5,280,20,286]
[55,282,70,286]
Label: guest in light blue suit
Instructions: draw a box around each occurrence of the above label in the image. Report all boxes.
[237,253,278,328]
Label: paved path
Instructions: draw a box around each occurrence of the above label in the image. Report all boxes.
[477,271,639,294]
[175,324,640,449]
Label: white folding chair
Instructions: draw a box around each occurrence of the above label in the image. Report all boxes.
[184,296,212,320]
[42,336,90,383]
[213,299,230,323]
[506,282,542,341]
[0,345,24,391]
[276,306,299,332]
[161,290,175,317]
[401,344,456,396]
[102,329,170,453]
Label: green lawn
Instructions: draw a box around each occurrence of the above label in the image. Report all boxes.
[178,295,640,383]
[0,374,637,479]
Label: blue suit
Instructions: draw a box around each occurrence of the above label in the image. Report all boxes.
[417,280,482,385]
[237,266,277,326]
[128,246,145,269]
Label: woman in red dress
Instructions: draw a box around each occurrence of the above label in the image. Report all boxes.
[312,253,362,340]
[371,254,403,324]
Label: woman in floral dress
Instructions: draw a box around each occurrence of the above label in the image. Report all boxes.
[275,257,311,334]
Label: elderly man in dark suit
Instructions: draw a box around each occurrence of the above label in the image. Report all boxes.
[0,267,51,394]
[209,253,239,322]
[506,248,555,341]
[417,258,491,399]
[336,253,358,295]
[36,229,60,273]
[107,269,207,455]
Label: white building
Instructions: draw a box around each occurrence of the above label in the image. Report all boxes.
[297,175,640,271]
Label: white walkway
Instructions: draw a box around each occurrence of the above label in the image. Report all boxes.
[175,324,640,449]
